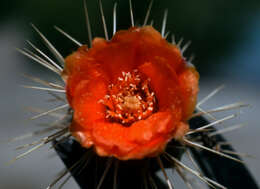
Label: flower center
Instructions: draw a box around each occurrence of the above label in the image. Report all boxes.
[100,70,157,126]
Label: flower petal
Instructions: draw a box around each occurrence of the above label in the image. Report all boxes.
[90,112,176,160]
[88,31,139,82]
[178,66,199,120]
[138,59,183,116]
[64,26,199,160]
[72,77,107,127]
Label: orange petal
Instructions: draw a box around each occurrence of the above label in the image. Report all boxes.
[138,60,183,116]
[178,66,199,120]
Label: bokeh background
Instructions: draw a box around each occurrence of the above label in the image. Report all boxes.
[0,0,260,188]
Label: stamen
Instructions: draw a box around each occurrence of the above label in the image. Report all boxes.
[101,71,157,126]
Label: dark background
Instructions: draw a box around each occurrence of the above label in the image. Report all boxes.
[0,0,259,188]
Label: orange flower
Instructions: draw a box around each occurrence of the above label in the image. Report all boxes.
[63,26,199,160]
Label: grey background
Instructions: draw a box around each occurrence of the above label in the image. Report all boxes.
[0,0,260,188]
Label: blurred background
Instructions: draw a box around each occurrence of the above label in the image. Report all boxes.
[0,0,260,188]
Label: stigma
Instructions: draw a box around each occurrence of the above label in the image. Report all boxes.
[100,70,157,126]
